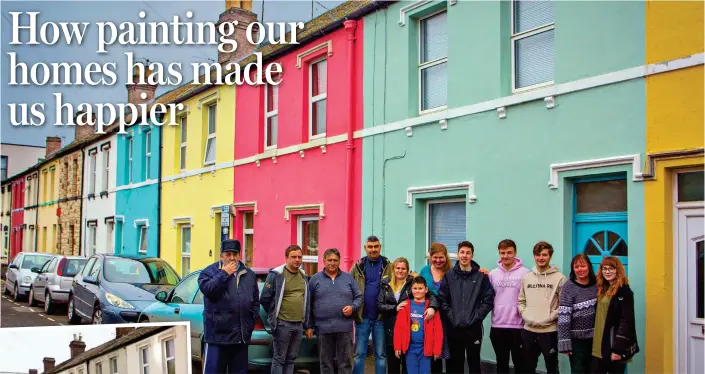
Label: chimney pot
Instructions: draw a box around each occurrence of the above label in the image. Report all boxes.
[69,334,87,359]
[43,357,56,373]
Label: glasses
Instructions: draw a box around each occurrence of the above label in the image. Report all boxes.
[602,267,616,273]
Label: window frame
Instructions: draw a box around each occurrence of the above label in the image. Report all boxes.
[242,211,254,266]
[144,130,151,180]
[297,216,319,272]
[86,221,97,257]
[418,9,449,115]
[308,58,327,140]
[127,135,134,184]
[203,104,217,166]
[139,345,150,374]
[163,338,176,374]
[179,116,187,171]
[425,197,467,261]
[510,0,556,93]
[109,355,118,374]
[106,219,115,254]
[138,225,148,254]
[102,148,110,192]
[264,82,279,150]
[180,225,191,278]
[0,155,7,181]
[89,151,97,195]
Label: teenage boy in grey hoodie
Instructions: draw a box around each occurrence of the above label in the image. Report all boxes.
[518,241,566,374]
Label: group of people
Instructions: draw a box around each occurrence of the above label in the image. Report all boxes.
[196,236,639,374]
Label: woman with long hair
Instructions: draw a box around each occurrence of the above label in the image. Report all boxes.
[418,243,452,374]
[558,253,598,373]
[591,257,639,373]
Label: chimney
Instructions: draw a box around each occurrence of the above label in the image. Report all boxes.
[45,137,62,157]
[116,327,136,339]
[43,358,55,373]
[73,110,96,141]
[29,370,38,374]
[217,0,258,66]
[126,64,158,106]
[69,333,86,359]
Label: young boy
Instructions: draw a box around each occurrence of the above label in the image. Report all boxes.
[393,276,442,374]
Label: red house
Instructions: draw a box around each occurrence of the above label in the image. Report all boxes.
[10,178,25,261]
[232,2,378,273]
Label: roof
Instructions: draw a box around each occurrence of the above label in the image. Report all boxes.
[47,326,169,374]
[1,142,46,148]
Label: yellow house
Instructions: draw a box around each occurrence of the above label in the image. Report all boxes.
[37,158,60,254]
[644,1,704,373]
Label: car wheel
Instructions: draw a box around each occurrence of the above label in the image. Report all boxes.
[139,315,150,323]
[67,296,81,325]
[28,287,38,307]
[45,292,56,315]
[13,284,21,302]
[2,282,9,295]
[92,305,103,325]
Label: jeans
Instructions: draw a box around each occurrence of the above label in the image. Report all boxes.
[405,344,431,374]
[569,339,593,374]
[353,318,386,374]
[319,331,354,374]
[490,327,526,374]
[272,319,304,374]
[522,330,559,374]
[447,324,483,374]
[203,343,248,374]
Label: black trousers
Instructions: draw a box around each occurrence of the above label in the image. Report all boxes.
[447,324,483,374]
[521,330,559,374]
[318,331,354,374]
[591,356,626,374]
[387,344,408,374]
[430,358,443,374]
[568,339,593,374]
[490,327,526,374]
[203,343,248,374]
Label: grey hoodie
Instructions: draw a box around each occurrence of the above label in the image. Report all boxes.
[517,264,566,333]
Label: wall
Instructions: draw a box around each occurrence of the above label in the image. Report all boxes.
[10,178,24,260]
[81,135,117,256]
[1,186,10,260]
[0,143,45,180]
[125,326,189,374]
[37,159,60,254]
[87,347,127,374]
[23,172,39,252]
[643,1,704,373]
[58,150,83,256]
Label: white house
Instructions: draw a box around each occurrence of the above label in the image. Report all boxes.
[80,134,117,257]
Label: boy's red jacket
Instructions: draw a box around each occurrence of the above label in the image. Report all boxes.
[393,298,443,356]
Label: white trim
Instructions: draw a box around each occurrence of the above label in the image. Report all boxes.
[127,135,134,184]
[418,10,448,114]
[179,116,188,171]
[114,179,159,191]
[355,52,705,139]
[285,204,325,220]
[232,202,258,215]
[162,161,233,182]
[264,82,279,150]
[297,215,320,266]
[196,90,220,109]
[296,40,333,68]
[172,216,193,228]
[134,219,149,228]
[510,0,556,93]
[398,0,433,26]
[309,57,328,140]
[425,197,466,259]
[204,103,217,166]
[144,130,152,180]
[233,134,346,167]
[548,154,644,189]
[138,225,148,254]
[406,182,476,207]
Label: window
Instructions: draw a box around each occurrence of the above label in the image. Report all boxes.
[298,216,319,275]
[265,83,279,148]
[103,148,110,191]
[69,224,75,254]
[42,227,47,252]
[29,226,35,252]
[1,156,7,181]
[55,224,60,253]
[109,357,118,374]
[243,212,254,267]
[140,346,150,374]
[49,168,55,200]
[116,221,123,255]
[95,362,102,374]
[427,200,467,259]
[164,339,176,374]
[138,225,148,254]
[72,159,78,195]
[89,152,97,195]
[309,59,327,138]
[179,117,187,170]
[26,180,32,206]
[86,222,97,257]
[42,170,48,202]
[511,0,555,91]
[575,179,627,213]
[51,225,56,253]
[88,256,102,278]
[180,225,191,277]
[171,273,199,303]
[204,105,217,165]
[78,369,84,374]
[128,136,134,184]
[419,11,448,113]
[144,131,151,180]
[107,220,115,253]
[677,171,704,202]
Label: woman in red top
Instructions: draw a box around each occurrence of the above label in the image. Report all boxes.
[393,277,443,374]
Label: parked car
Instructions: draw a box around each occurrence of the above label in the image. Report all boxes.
[68,254,180,325]
[138,268,320,372]
[3,252,55,301]
[28,255,88,313]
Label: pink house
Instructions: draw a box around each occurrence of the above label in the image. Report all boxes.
[232,5,371,273]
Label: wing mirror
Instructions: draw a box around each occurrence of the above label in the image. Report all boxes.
[155,291,168,302]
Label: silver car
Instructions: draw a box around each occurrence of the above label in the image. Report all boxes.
[3,252,55,302]
[29,255,87,314]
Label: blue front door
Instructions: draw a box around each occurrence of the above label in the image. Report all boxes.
[573,177,629,274]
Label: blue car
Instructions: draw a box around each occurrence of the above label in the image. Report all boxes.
[68,254,180,325]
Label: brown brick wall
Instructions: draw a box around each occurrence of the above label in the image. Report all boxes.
[57,150,83,256]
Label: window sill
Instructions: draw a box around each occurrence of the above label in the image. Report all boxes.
[308,134,326,143]
[419,105,447,116]
[99,191,108,198]
[512,81,554,95]
[87,193,96,200]
[203,161,216,167]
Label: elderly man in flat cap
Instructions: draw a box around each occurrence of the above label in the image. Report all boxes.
[198,239,260,374]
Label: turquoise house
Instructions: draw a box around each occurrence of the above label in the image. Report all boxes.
[361,0,646,372]
[115,119,161,259]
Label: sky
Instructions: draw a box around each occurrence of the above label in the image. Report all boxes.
[0,324,116,372]
[0,0,346,147]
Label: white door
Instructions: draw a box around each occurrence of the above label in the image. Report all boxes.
[676,206,704,374]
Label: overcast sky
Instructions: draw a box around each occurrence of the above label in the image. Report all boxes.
[0,324,116,372]
[1,0,345,147]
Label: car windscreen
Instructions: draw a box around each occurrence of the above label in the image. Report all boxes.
[63,259,87,277]
[21,255,53,270]
[103,258,180,285]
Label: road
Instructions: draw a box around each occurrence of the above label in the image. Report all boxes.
[0,280,69,327]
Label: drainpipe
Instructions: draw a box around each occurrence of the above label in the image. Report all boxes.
[157,119,163,259]
[33,172,39,252]
[342,20,357,271]
[381,151,406,242]
[78,149,85,256]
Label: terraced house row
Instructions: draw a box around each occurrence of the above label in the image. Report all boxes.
[1,0,703,372]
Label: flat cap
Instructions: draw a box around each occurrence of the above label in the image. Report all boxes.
[221,239,241,254]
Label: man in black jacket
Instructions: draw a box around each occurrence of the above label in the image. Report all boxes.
[438,241,495,374]
[198,239,260,374]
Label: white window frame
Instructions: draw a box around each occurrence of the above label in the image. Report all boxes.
[425,198,467,261]
[26,181,32,206]
[297,216,319,265]
[139,345,150,374]
[179,116,187,171]
[106,219,115,253]
[138,225,148,254]
[86,222,97,257]
[308,58,327,140]
[95,362,103,374]
[264,83,279,150]
[204,104,217,166]
[242,212,254,264]
[163,338,176,374]
[180,225,191,277]
[109,356,118,374]
[102,148,110,192]
[89,152,97,195]
[418,9,448,115]
[144,131,151,180]
[128,136,134,184]
[510,0,556,93]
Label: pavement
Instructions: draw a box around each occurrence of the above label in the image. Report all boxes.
[0,280,69,327]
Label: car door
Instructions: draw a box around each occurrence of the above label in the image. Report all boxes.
[34,258,55,301]
[82,257,103,318]
[73,257,97,318]
[7,254,23,291]
[157,272,203,357]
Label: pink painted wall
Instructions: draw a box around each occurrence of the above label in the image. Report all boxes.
[10,179,24,261]
[233,23,364,271]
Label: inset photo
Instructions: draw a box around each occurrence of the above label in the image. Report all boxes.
[0,322,192,374]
